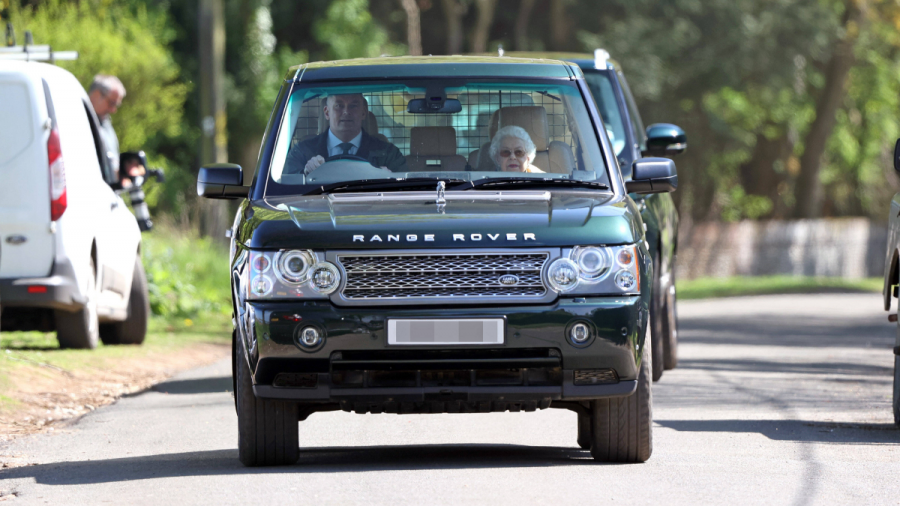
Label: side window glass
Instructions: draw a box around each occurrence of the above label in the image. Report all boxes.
[618,73,646,152]
[82,100,117,185]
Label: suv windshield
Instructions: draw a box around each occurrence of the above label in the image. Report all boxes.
[264,79,611,196]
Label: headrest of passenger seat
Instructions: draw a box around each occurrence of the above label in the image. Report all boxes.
[489,106,549,151]
[410,126,458,156]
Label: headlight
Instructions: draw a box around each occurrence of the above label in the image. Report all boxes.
[546,245,641,295]
[547,258,580,292]
[246,250,342,300]
[572,246,613,280]
[274,250,314,284]
[309,262,341,294]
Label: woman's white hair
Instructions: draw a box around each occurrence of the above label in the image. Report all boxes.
[490,125,536,164]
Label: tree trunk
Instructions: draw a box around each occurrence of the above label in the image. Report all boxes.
[198,0,230,241]
[740,129,792,195]
[400,0,422,56]
[441,0,467,54]
[515,0,537,51]
[794,0,865,218]
[549,0,570,51]
[471,0,497,53]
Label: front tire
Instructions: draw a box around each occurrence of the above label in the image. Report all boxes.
[235,332,299,466]
[100,258,149,345]
[662,284,679,370]
[893,354,899,427]
[589,333,653,463]
[650,256,665,381]
[55,258,99,349]
[577,411,591,449]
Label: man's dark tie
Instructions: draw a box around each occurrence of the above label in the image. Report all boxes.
[338,142,354,155]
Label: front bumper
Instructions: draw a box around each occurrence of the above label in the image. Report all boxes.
[239,295,648,411]
[0,257,84,311]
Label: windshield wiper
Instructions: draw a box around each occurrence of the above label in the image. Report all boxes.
[452,177,609,191]
[306,177,466,196]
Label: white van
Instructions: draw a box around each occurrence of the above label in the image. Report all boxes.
[0,61,147,349]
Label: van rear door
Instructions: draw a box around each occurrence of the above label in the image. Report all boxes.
[0,67,55,278]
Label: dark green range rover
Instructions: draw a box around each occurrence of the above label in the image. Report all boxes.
[198,56,679,466]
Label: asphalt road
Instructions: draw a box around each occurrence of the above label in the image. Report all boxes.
[2,293,898,505]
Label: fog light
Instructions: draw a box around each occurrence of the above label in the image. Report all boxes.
[570,322,590,343]
[299,327,321,347]
[615,270,636,291]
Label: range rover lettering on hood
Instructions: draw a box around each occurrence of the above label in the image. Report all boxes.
[352,233,537,243]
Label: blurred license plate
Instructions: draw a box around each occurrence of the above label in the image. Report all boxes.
[387,318,504,345]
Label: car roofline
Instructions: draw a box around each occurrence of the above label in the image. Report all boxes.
[284,55,583,82]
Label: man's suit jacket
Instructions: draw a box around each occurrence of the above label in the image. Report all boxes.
[283,129,408,174]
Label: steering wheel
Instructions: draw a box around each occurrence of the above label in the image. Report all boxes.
[324,154,370,163]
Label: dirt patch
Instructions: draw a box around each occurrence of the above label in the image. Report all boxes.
[0,342,229,444]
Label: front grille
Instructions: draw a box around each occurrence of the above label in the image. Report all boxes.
[337,252,549,303]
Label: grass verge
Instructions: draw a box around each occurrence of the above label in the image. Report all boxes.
[677,276,883,300]
[0,318,231,442]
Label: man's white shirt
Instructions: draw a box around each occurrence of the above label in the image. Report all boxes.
[327,130,362,156]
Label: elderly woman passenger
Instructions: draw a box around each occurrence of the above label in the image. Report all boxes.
[490,125,545,173]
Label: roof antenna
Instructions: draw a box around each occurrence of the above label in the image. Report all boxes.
[5,23,15,47]
[497,44,504,57]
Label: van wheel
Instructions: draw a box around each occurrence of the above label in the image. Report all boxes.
[100,259,149,345]
[662,284,679,370]
[650,256,664,382]
[589,333,653,463]
[236,332,299,466]
[55,258,99,349]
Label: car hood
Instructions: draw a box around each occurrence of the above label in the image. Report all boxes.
[240,191,640,249]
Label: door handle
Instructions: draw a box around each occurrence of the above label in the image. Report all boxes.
[110,200,119,210]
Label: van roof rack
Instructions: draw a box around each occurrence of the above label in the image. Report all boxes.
[1,25,77,63]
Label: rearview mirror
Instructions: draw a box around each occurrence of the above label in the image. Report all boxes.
[407,98,462,114]
[197,163,249,199]
[894,138,900,173]
[625,157,677,194]
[644,123,686,157]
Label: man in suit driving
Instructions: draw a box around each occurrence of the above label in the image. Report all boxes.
[284,93,407,175]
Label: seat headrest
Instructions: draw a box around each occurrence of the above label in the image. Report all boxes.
[364,111,379,135]
[489,106,549,151]
[410,126,457,156]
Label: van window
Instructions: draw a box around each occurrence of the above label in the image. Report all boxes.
[82,101,117,185]
[0,82,35,167]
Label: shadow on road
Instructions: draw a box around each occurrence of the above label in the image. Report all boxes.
[677,358,893,377]
[656,419,899,444]
[0,444,604,484]
[680,317,892,349]
[152,376,233,395]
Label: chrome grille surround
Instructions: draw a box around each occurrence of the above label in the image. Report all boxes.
[328,248,559,306]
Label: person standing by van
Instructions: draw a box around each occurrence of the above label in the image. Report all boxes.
[87,74,144,185]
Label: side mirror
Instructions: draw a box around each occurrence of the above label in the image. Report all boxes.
[625,157,677,194]
[197,163,249,199]
[644,123,686,157]
[894,138,900,173]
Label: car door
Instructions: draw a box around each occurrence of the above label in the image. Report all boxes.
[79,98,138,314]
[0,67,56,279]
